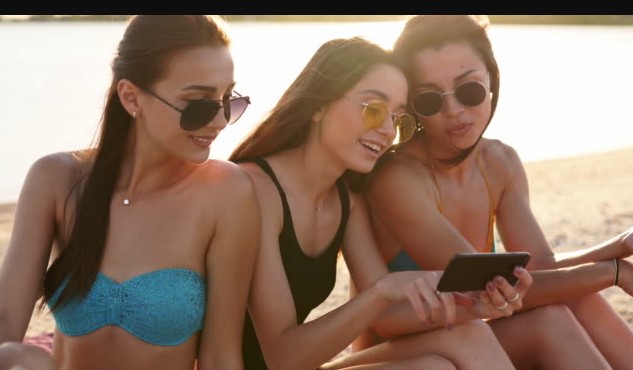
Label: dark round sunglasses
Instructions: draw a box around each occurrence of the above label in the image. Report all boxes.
[141,88,250,131]
[411,80,487,117]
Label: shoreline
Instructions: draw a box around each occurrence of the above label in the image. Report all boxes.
[1,147,632,337]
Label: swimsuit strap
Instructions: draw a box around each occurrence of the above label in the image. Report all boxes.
[475,151,496,253]
[235,157,292,220]
[428,160,444,214]
[429,152,495,253]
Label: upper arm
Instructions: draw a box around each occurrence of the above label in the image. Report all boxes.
[0,153,70,340]
[492,145,555,268]
[197,163,261,368]
[341,193,390,292]
[233,163,300,364]
[366,156,474,270]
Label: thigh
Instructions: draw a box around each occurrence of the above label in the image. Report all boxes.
[325,320,514,370]
[490,304,610,370]
[335,355,456,370]
[567,292,633,369]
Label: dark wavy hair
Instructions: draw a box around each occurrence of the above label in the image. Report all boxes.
[393,15,500,166]
[43,15,231,310]
[229,37,398,162]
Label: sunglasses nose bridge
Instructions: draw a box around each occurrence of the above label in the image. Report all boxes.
[198,104,229,131]
[439,90,465,115]
[214,100,236,126]
[204,107,228,130]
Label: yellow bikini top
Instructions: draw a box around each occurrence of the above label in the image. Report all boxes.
[429,151,496,253]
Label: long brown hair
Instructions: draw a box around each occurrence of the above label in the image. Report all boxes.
[43,15,231,310]
[393,15,500,166]
[229,37,398,163]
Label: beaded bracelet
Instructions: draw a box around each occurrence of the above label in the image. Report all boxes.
[613,258,620,286]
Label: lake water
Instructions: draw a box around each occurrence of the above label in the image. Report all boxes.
[1,20,632,203]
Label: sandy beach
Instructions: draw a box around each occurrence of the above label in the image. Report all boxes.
[1,147,632,340]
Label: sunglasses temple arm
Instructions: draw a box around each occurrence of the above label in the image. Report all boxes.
[143,89,185,114]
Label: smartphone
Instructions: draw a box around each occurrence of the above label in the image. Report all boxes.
[436,252,530,292]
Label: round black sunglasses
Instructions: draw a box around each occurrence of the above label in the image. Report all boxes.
[411,80,487,117]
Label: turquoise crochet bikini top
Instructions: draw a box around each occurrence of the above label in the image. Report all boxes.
[48,268,206,346]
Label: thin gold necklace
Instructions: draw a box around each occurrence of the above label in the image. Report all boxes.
[120,167,194,206]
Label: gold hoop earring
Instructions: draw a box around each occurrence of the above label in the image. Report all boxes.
[416,120,425,134]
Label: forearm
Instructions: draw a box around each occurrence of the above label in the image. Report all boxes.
[369,299,486,339]
[264,286,390,370]
[370,301,441,338]
[551,232,627,268]
[521,260,615,310]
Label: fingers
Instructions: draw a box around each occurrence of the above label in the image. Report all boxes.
[507,291,521,303]
[415,278,443,323]
[453,292,476,307]
[436,290,456,329]
[485,269,530,316]
[485,280,511,316]
[400,271,457,328]
[513,266,532,297]
[404,283,429,323]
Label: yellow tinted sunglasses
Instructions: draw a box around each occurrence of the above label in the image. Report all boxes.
[361,100,417,144]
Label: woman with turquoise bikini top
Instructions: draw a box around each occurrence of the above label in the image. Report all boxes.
[0,15,259,370]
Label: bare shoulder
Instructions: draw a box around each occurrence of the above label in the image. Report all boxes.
[193,159,257,199]
[186,160,260,229]
[233,160,285,229]
[369,149,433,191]
[342,182,362,209]
[29,150,85,175]
[478,138,527,182]
[479,138,521,164]
[24,150,89,194]
[233,161,281,208]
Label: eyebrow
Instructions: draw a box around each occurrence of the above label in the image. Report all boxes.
[413,69,479,90]
[182,82,236,93]
[358,88,408,110]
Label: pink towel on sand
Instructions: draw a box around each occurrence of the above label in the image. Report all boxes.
[23,332,53,352]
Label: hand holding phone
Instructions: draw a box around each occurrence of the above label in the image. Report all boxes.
[436,252,530,292]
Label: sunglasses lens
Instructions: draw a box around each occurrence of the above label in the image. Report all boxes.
[180,100,221,131]
[455,81,487,106]
[394,114,417,144]
[412,92,443,116]
[226,96,250,125]
[362,101,387,129]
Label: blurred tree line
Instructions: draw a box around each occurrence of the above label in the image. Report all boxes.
[1,15,633,25]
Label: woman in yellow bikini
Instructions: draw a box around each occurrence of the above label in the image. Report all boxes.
[358,15,633,369]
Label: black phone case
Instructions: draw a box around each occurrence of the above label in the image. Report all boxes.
[436,252,530,292]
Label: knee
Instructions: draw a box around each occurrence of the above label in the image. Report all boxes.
[529,304,575,326]
[527,304,580,344]
[412,354,456,370]
[452,319,497,342]
[0,342,24,369]
[0,342,57,370]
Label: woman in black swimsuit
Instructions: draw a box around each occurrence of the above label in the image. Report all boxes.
[230,36,532,370]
